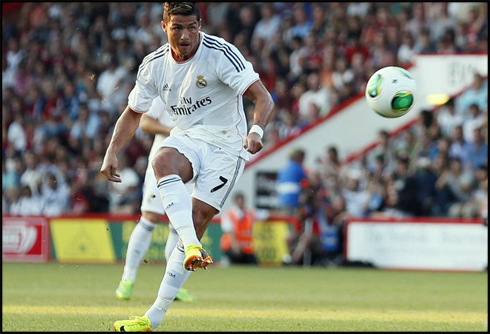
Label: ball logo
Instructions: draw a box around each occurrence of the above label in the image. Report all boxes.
[196,75,207,88]
[367,74,382,98]
[392,91,414,112]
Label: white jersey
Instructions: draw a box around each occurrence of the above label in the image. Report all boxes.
[146,96,173,162]
[128,31,260,161]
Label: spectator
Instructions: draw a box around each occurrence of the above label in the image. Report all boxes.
[436,98,464,138]
[367,129,397,172]
[406,3,430,41]
[341,170,370,217]
[39,172,70,216]
[371,180,409,219]
[7,112,27,154]
[276,148,308,217]
[462,103,485,143]
[413,28,437,53]
[414,156,438,216]
[448,125,467,160]
[456,73,488,115]
[96,56,128,113]
[397,30,416,65]
[9,185,43,216]
[107,153,141,213]
[470,165,488,223]
[285,170,325,266]
[462,126,488,172]
[391,155,419,216]
[277,112,301,140]
[220,192,268,265]
[324,194,351,261]
[447,163,485,219]
[298,71,330,119]
[436,156,475,216]
[69,103,101,141]
[251,3,281,44]
[2,153,23,192]
[290,4,312,40]
[317,145,343,181]
[19,151,43,195]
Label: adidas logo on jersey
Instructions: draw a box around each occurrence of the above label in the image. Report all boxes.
[162,83,171,91]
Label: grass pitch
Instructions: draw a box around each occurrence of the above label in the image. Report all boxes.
[2,262,487,332]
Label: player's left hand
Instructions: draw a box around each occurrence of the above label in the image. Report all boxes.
[244,132,263,154]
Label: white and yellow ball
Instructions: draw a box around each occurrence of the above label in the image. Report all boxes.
[365,66,416,118]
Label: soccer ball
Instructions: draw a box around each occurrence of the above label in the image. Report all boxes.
[365,66,416,118]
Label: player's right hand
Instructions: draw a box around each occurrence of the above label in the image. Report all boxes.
[244,132,263,154]
[100,153,121,183]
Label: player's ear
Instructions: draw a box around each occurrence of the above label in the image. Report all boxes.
[161,21,167,33]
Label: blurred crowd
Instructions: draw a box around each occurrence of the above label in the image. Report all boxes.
[278,72,488,265]
[2,2,488,218]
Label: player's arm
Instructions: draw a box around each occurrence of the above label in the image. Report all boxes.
[100,106,142,183]
[140,113,173,136]
[243,80,275,154]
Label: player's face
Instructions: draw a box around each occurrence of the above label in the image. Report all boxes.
[163,15,201,61]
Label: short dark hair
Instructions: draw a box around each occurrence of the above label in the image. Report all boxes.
[163,2,201,24]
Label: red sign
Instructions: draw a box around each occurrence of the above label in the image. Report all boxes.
[2,217,49,262]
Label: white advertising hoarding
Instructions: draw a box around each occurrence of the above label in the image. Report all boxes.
[346,219,487,271]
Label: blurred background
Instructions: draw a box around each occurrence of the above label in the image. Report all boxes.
[2,2,488,270]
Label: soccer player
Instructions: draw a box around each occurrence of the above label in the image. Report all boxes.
[115,96,197,303]
[100,3,274,332]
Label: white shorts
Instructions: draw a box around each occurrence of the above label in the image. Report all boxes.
[153,134,245,213]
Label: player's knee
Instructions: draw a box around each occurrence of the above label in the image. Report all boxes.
[151,154,169,178]
[142,211,162,224]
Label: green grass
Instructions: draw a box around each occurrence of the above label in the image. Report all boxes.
[2,262,488,332]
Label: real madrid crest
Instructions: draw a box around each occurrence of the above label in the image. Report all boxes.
[196,75,207,88]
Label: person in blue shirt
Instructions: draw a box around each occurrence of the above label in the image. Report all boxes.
[463,126,488,172]
[276,148,308,216]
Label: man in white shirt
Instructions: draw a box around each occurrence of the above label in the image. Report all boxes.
[101,3,274,332]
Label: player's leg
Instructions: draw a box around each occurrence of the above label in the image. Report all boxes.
[124,200,216,330]
[117,163,165,301]
[153,136,216,271]
[152,146,202,253]
[186,142,246,270]
[116,211,161,301]
[164,182,195,260]
[166,222,199,302]
[114,238,196,331]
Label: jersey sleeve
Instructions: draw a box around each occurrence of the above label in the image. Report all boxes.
[128,62,159,113]
[215,42,260,96]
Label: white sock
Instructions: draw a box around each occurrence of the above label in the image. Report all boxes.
[121,217,155,283]
[157,175,200,248]
[165,224,180,261]
[145,244,192,329]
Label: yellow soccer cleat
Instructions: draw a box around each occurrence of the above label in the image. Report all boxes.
[183,244,213,271]
[116,279,134,301]
[113,315,152,332]
[175,288,198,302]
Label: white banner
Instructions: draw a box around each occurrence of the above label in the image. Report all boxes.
[346,220,488,271]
